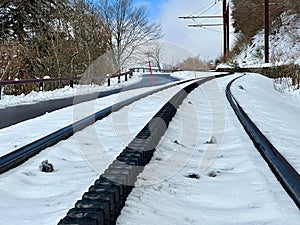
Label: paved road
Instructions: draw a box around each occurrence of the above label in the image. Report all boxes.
[0,74,179,129]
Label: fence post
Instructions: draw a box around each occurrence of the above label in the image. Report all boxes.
[107,74,111,86]
[39,82,44,91]
[118,75,120,83]
[295,61,300,89]
[125,74,128,81]
[70,80,74,88]
[0,85,2,100]
[296,65,300,89]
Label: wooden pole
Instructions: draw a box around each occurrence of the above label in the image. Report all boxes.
[265,0,269,63]
[223,0,227,59]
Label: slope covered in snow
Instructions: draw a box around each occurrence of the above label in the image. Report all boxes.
[0,72,143,109]
[235,12,300,66]
[232,73,300,173]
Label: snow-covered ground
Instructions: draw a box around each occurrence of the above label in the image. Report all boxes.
[0,83,170,157]
[0,72,143,109]
[0,71,209,157]
[0,72,299,224]
[116,74,300,225]
[235,13,300,66]
[231,73,300,173]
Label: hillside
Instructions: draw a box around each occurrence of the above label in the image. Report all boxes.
[235,12,300,66]
[230,0,300,66]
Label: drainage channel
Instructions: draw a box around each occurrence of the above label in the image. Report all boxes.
[226,75,300,209]
[57,76,215,225]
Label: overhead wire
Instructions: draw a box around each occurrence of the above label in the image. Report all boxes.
[188,1,218,17]
[199,8,222,24]
[189,1,222,29]
[184,1,231,34]
[188,1,213,17]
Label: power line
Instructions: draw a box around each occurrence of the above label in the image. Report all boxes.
[179,15,222,19]
[201,26,223,33]
[179,0,230,59]
[196,2,219,17]
[189,24,223,27]
[187,1,216,17]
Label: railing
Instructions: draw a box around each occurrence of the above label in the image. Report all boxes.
[0,68,178,100]
[107,70,133,86]
[130,67,178,73]
[0,70,134,100]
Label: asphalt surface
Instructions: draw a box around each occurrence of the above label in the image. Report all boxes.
[0,74,179,129]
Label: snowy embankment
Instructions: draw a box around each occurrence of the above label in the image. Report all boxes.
[0,72,144,109]
[231,73,300,173]
[235,13,300,66]
[0,83,165,157]
[0,72,299,224]
[0,70,213,109]
[0,73,207,225]
[0,71,211,157]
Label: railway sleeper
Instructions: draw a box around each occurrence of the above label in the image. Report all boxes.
[75,199,111,225]
[67,208,105,225]
[100,174,133,196]
[93,179,125,204]
[57,78,214,225]
[82,192,116,223]
[104,168,134,186]
[58,216,98,225]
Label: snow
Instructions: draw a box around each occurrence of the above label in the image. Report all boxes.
[0,72,299,224]
[116,74,300,225]
[0,72,143,108]
[216,63,235,70]
[231,73,300,173]
[235,13,300,67]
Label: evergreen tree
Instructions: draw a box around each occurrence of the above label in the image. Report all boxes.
[0,0,67,43]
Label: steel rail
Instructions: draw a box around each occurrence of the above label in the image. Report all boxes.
[58,76,217,225]
[226,75,300,209]
[0,78,197,174]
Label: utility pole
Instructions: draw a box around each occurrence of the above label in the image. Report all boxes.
[179,0,229,59]
[264,0,269,63]
[226,2,230,58]
[223,0,227,59]
[222,0,230,59]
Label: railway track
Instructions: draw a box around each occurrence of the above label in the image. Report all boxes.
[4,72,296,224]
[0,78,196,174]
[57,76,216,225]
[0,75,223,224]
[226,75,300,209]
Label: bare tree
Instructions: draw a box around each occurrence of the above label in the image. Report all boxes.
[69,0,111,77]
[147,42,163,71]
[176,56,209,71]
[98,0,162,71]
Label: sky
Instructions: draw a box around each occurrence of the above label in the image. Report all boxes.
[133,0,234,60]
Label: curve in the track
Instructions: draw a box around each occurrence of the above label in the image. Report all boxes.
[226,75,300,209]
[0,74,179,129]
